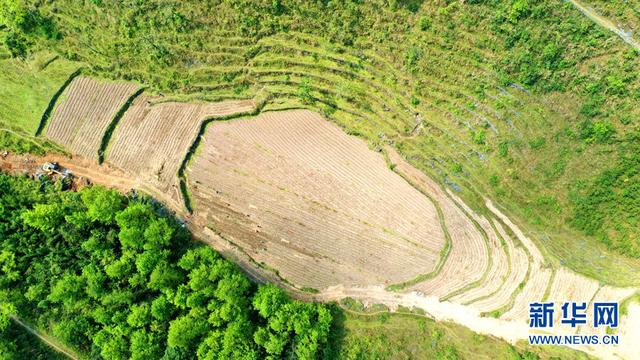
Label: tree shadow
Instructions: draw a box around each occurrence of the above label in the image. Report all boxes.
[322,303,347,359]
[394,0,425,13]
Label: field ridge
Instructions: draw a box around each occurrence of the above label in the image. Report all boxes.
[35,68,82,136]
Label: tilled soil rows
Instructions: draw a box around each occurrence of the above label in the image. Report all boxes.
[106,95,255,203]
[44,77,140,160]
[187,110,447,288]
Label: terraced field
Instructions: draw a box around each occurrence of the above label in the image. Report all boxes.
[132,28,640,288]
[44,77,141,160]
[105,96,255,203]
[27,0,640,291]
[32,81,636,320]
[14,77,639,357]
[186,109,446,288]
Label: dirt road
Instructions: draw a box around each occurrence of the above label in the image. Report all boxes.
[567,0,640,52]
[10,316,78,360]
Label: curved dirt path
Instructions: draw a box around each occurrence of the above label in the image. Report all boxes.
[10,316,78,360]
[567,0,640,51]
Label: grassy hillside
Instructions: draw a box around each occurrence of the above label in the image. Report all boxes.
[331,308,592,360]
[0,52,80,133]
[2,0,639,288]
[586,0,640,33]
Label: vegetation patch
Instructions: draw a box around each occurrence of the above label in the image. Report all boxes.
[570,129,640,257]
[34,68,81,136]
[0,127,63,156]
[0,174,332,359]
[0,54,79,134]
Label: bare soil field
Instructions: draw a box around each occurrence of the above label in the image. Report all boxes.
[385,147,489,299]
[44,77,140,160]
[469,220,529,313]
[106,95,255,203]
[447,203,509,305]
[187,109,446,288]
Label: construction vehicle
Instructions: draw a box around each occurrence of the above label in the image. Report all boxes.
[42,162,59,173]
[41,162,73,179]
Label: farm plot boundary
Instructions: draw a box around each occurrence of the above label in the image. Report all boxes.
[98,87,145,163]
[177,93,269,212]
[35,69,82,136]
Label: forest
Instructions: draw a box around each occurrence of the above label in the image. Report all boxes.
[0,174,331,359]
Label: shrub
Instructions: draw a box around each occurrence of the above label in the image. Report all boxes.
[578,119,615,143]
[508,0,530,23]
[606,74,627,96]
[472,129,486,144]
[298,78,313,104]
[498,141,509,157]
[528,137,545,149]
[406,46,422,72]
[419,16,432,31]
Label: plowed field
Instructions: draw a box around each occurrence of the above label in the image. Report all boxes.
[187,109,446,288]
[45,77,140,159]
[106,96,255,202]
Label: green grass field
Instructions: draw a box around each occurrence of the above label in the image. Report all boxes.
[0,52,80,134]
[330,308,592,360]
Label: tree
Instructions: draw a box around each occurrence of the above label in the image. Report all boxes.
[127,303,152,328]
[130,330,162,360]
[253,285,332,359]
[252,284,289,318]
[48,273,85,310]
[0,291,16,333]
[167,314,209,349]
[22,203,65,233]
[93,327,129,360]
[82,186,124,224]
[116,203,153,250]
[151,295,174,321]
[0,0,30,31]
[0,0,59,57]
[143,218,173,249]
[0,251,19,285]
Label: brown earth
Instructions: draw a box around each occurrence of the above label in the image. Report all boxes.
[105,95,255,204]
[44,77,140,160]
[187,109,446,289]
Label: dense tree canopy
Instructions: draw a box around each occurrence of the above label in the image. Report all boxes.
[0,174,331,359]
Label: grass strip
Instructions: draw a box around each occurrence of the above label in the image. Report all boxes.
[98,87,145,163]
[35,68,82,136]
[177,93,271,213]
